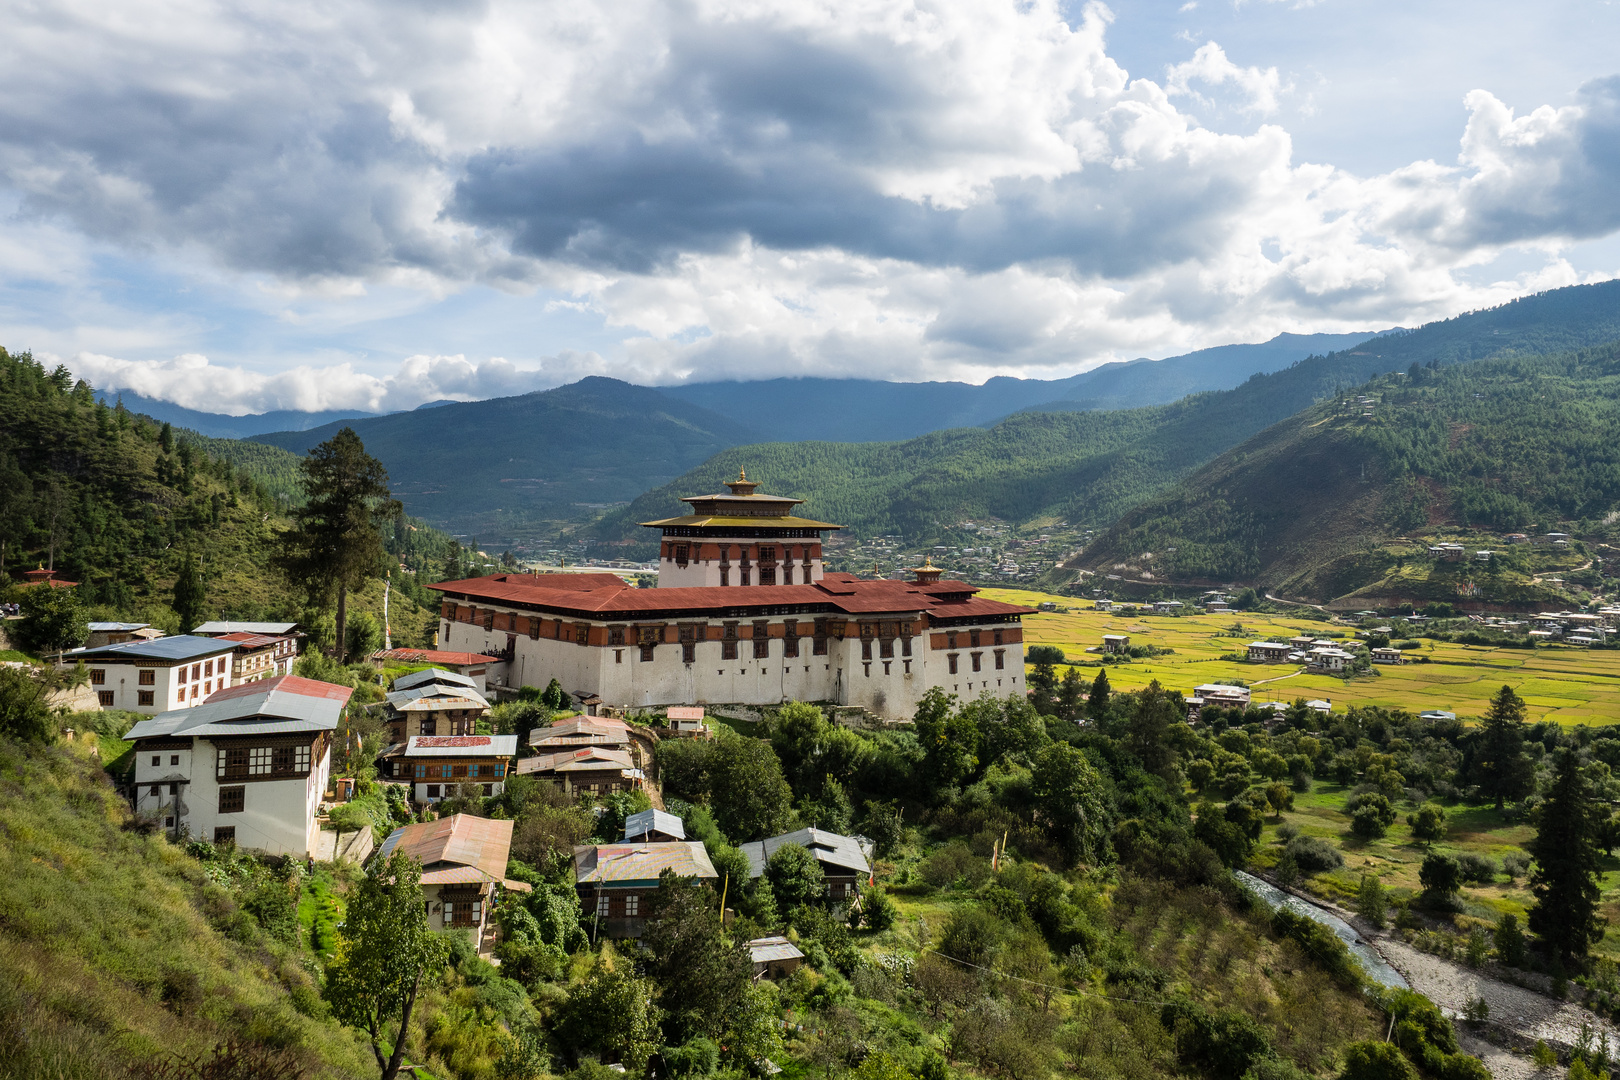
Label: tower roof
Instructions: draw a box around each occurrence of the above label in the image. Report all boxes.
[639,471,842,530]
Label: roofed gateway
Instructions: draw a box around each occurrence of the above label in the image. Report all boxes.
[429,477,1033,719]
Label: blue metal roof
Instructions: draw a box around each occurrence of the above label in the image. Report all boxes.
[71,634,235,662]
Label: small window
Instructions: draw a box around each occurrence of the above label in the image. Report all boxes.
[609,627,625,646]
[452,764,469,778]
[720,568,730,586]
[969,630,981,648]
[948,654,959,675]
[218,786,245,814]
[993,629,1004,646]
[213,827,236,845]
[615,649,623,664]
[971,653,982,672]
[625,894,640,916]
[740,569,751,586]
[994,650,1005,670]
[151,755,161,767]
[426,784,441,798]
[682,643,695,664]
[90,668,105,685]
[149,784,161,796]
[98,691,115,707]
[138,690,155,706]
[597,894,610,916]
[640,643,656,662]
[861,639,873,661]
[902,636,912,657]
[138,669,155,686]
[759,567,776,585]
[204,659,213,677]
[880,639,894,659]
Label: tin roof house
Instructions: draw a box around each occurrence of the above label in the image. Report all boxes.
[739,828,872,902]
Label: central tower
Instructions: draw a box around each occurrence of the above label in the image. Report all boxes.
[640,470,842,588]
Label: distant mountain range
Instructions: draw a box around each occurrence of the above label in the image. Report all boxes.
[597,280,1620,565]
[93,390,385,437]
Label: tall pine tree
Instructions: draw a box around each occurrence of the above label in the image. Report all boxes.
[1087,667,1112,721]
[1528,749,1607,965]
[276,429,400,662]
[1471,684,1534,810]
[171,552,206,632]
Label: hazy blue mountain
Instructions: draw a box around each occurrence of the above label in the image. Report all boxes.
[249,376,763,538]
[94,390,385,437]
[657,330,1388,441]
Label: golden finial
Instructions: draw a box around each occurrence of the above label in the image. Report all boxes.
[923,556,936,570]
[738,467,747,482]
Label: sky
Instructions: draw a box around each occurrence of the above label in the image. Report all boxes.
[1,0,1618,416]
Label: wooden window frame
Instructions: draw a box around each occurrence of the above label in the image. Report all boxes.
[138,669,156,686]
[218,786,245,814]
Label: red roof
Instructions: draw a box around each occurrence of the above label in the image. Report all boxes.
[374,649,500,666]
[209,674,354,705]
[217,632,287,649]
[429,571,1033,621]
[414,735,493,748]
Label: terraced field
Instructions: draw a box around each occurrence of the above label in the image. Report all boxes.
[985,588,1620,725]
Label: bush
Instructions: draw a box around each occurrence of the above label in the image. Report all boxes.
[1161,1001,1275,1080]
[1349,794,1396,840]
[1406,804,1446,844]
[1285,835,1344,874]
[1454,852,1497,884]
[1419,854,1462,902]
[1340,1041,1417,1080]
[858,886,898,932]
[1501,850,1531,881]
[1494,913,1527,968]
[1026,644,1066,665]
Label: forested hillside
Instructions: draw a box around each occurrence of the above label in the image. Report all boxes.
[250,377,764,542]
[0,348,440,644]
[602,281,1620,549]
[1078,339,1620,602]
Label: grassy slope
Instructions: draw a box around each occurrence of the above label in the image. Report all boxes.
[1078,340,1620,602]
[990,587,1620,725]
[0,736,375,1079]
[601,280,1620,551]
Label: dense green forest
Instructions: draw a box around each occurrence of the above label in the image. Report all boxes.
[0,348,450,644]
[600,281,1620,553]
[1078,339,1620,599]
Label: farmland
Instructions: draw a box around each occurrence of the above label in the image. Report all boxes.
[988,588,1620,726]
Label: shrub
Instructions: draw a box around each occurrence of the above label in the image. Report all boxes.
[1161,1000,1275,1080]
[1501,850,1531,881]
[1406,804,1446,844]
[1341,1041,1416,1080]
[1285,835,1344,873]
[858,886,898,933]
[1418,854,1462,903]
[1494,914,1527,968]
[1349,793,1397,840]
[1275,823,1301,843]
[1454,852,1497,884]
[1356,873,1387,929]
[1026,645,1066,665]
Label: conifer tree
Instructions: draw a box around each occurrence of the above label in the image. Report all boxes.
[1087,667,1112,720]
[277,429,400,662]
[1528,749,1607,965]
[1056,666,1085,722]
[1472,684,1534,810]
[171,552,206,632]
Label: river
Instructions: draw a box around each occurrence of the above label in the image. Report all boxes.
[1235,870,1410,990]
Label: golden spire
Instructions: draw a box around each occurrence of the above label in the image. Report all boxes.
[738,467,747,482]
[923,556,936,570]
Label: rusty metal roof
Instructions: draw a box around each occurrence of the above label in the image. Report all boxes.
[378,813,514,882]
[573,842,717,885]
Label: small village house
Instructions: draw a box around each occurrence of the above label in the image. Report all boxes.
[123,674,347,855]
[1371,646,1406,664]
[1246,641,1291,663]
[739,828,872,902]
[217,631,299,683]
[70,635,239,713]
[1307,647,1356,673]
[383,668,490,743]
[375,814,529,951]
[664,705,709,737]
[517,746,640,795]
[747,936,805,980]
[573,841,718,938]
[381,734,518,802]
[1101,634,1130,655]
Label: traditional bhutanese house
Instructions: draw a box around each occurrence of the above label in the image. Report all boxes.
[70,635,239,713]
[191,621,300,638]
[381,734,517,802]
[1307,647,1356,673]
[1288,635,1315,652]
[623,807,685,843]
[376,814,529,950]
[739,828,872,902]
[574,841,718,938]
[216,631,300,683]
[1152,600,1183,614]
[1247,641,1291,663]
[124,675,347,854]
[518,746,640,796]
[1101,634,1130,654]
[1305,699,1332,715]
[384,668,491,743]
[429,479,1034,719]
[1094,599,1113,611]
[1503,533,1529,544]
[85,622,157,649]
[371,648,504,693]
[529,716,631,753]
[665,705,709,737]
[1371,647,1406,664]
[747,936,805,980]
